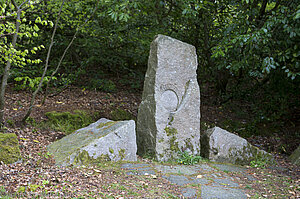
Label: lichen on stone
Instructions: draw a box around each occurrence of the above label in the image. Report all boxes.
[165,127,177,136]
[97,121,117,129]
[109,148,114,154]
[73,150,111,165]
[119,149,126,160]
[158,138,164,143]
[184,138,194,152]
[169,136,179,152]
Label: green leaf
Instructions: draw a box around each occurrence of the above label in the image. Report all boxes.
[35,17,41,24]
[33,24,39,31]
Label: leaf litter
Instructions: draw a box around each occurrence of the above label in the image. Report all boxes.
[0,85,299,198]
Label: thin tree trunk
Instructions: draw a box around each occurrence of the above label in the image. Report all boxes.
[42,1,100,105]
[22,0,65,123]
[0,0,28,127]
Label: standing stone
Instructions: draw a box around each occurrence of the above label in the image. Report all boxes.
[137,35,201,161]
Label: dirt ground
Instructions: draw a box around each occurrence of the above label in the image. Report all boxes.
[0,83,299,198]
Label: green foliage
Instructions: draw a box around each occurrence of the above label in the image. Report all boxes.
[14,76,57,91]
[177,151,203,165]
[250,159,269,169]
[0,2,49,67]
[110,108,135,121]
[37,151,52,160]
[211,1,299,79]
[6,120,15,127]
[89,79,117,93]
[42,110,94,134]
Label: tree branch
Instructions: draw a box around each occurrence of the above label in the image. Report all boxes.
[0,33,14,38]
[0,0,26,127]
[11,0,18,8]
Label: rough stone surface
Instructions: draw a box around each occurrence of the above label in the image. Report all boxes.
[47,118,137,166]
[155,165,199,175]
[201,127,273,165]
[201,185,247,199]
[137,34,201,161]
[162,175,191,186]
[0,133,21,164]
[288,145,300,166]
[121,162,248,198]
[213,178,239,188]
[181,188,197,198]
[212,163,247,173]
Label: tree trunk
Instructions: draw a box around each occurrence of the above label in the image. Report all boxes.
[0,1,22,127]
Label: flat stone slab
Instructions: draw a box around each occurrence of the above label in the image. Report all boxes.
[190,177,211,185]
[181,188,197,198]
[126,169,156,176]
[163,175,191,186]
[213,178,240,188]
[154,165,199,175]
[120,162,249,198]
[195,164,217,172]
[201,185,247,199]
[212,163,247,173]
[121,163,150,169]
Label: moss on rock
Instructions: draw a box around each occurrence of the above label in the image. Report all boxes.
[165,127,177,137]
[98,121,117,129]
[73,150,111,165]
[119,149,126,160]
[0,133,21,164]
[163,127,180,159]
[109,148,114,154]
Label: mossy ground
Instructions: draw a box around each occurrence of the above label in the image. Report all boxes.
[110,108,135,121]
[0,133,21,164]
[40,110,95,135]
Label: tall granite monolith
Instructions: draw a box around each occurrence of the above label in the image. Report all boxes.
[137,35,201,161]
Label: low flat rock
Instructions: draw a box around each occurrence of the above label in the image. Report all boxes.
[48,118,137,166]
[201,127,273,165]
